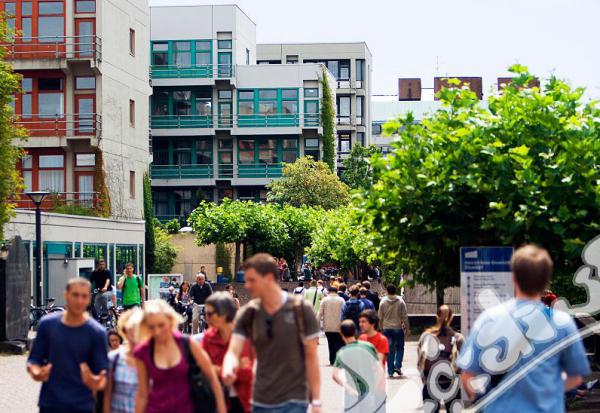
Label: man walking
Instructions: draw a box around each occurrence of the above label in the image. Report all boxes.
[318,286,346,365]
[91,258,113,315]
[28,278,108,413]
[362,281,380,310]
[117,262,144,310]
[378,284,410,378]
[304,280,323,314]
[341,285,365,327]
[358,310,389,366]
[190,272,213,334]
[359,288,375,310]
[459,245,591,412]
[223,253,322,413]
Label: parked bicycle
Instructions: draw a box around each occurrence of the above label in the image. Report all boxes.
[90,289,119,330]
[30,297,64,331]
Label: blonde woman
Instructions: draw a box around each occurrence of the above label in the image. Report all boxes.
[133,299,226,413]
[417,305,464,413]
[104,309,144,413]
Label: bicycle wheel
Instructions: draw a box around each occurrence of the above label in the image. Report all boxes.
[30,309,46,331]
[106,309,119,330]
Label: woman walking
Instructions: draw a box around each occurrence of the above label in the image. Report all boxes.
[104,309,143,413]
[133,300,226,413]
[417,305,464,413]
[202,292,253,413]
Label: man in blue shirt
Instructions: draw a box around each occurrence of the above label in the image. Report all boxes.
[28,277,108,413]
[458,245,591,413]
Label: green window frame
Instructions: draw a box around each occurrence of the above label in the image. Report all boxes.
[150,40,213,78]
[236,88,300,127]
[236,137,299,164]
[304,88,319,98]
[304,100,319,126]
[217,39,232,49]
[151,88,213,128]
[217,52,232,77]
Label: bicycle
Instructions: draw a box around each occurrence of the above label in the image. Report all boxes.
[30,297,65,331]
[90,289,119,330]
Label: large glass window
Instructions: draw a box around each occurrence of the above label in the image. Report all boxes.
[356,96,364,120]
[282,138,298,163]
[259,139,278,164]
[356,59,365,82]
[152,43,168,65]
[174,141,192,165]
[76,1,96,13]
[173,91,192,116]
[196,139,212,164]
[337,96,351,117]
[38,77,64,118]
[338,133,351,153]
[217,39,232,50]
[21,78,33,118]
[173,41,191,66]
[195,98,212,116]
[339,60,350,80]
[38,2,65,42]
[195,40,211,66]
[238,139,255,164]
[38,154,65,192]
[75,76,95,89]
[304,88,319,98]
[152,91,169,116]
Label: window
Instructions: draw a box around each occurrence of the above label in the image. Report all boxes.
[282,138,298,163]
[326,61,339,78]
[195,40,211,66]
[196,139,212,164]
[152,42,168,65]
[239,90,254,100]
[357,132,365,146]
[153,191,169,216]
[246,48,250,65]
[75,76,95,89]
[217,39,232,50]
[356,59,365,82]
[22,3,32,41]
[129,171,135,198]
[304,88,318,98]
[39,2,64,14]
[129,28,135,56]
[174,141,192,165]
[38,77,64,118]
[21,155,32,191]
[173,41,191,66]
[21,78,32,118]
[356,96,364,121]
[39,154,65,192]
[129,99,135,126]
[337,96,351,117]
[218,90,232,100]
[217,52,232,77]
[238,139,255,164]
[286,55,298,64]
[259,90,277,100]
[76,1,95,13]
[75,153,95,166]
[173,91,191,115]
[238,90,254,115]
[372,123,382,135]
[339,60,350,80]
[281,89,298,99]
[338,133,351,153]
[195,98,211,116]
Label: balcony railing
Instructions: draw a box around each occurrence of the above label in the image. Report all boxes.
[15,113,102,139]
[150,164,213,180]
[150,163,284,180]
[150,64,235,79]
[13,192,100,215]
[1,35,102,62]
[151,114,320,129]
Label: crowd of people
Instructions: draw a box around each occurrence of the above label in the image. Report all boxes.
[27,245,593,413]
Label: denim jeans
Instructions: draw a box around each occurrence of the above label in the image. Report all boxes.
[383,328,405,376]
[252,401,308,413]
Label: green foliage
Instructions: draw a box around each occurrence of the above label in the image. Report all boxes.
[93,149,111,218]
[357,65,600,300]
[164,218,181,234]
[215,243,232,278]
[341,144,380,190]
[143,173,155,273]
[307,205,373,273]
[321,67,336,171]
[267,156,349,210]
[152,225,178,274]
[52,204,98,217]
[0,16,27,239]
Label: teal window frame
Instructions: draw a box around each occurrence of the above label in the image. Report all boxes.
[236,88,300,127]
[151,87,213,128]
[304,100,319,127]
[217,52,232,77]
[150,40,213,78]
[236,137,298,177]
[217,39,232,50]
[304,88,319,98]
[153,189,213,222]
[150,138,213,178]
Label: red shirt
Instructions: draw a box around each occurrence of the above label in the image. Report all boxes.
[359,332,389,365]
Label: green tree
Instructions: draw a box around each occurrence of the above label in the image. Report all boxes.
[357,65,600,303]
[279,205,322,272]
[143,173,155,273]
[267,156,349,209]
[152,225,178,274]
[0,16,27,238]
[321,67,336,170]
[341,144,380,189]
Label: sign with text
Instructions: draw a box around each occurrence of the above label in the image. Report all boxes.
[460,247,514,334]
[148,274,183,301]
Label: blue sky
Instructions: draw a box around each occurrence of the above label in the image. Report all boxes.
[149,0,600,98]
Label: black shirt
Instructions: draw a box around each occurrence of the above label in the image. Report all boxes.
[190,282,213,305]
[91,269,112,290]
[366,290,380,310]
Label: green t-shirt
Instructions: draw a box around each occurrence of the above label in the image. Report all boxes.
[120,275,142,306]
[334,340,379,395]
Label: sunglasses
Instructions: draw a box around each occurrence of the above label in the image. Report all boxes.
[205,310,217,318]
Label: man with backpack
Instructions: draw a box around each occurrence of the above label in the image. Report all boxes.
[341,285,365,327]
[378,284,410,378]
[293,281,306,295]
[223,253,322,413]
[116,262,144,310]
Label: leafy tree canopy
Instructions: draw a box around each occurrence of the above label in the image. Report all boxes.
[341,144,380,190]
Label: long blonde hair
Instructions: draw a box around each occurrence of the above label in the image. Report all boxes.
[139,299,183,340]
[425,304,453,336]
[118,308,144,346]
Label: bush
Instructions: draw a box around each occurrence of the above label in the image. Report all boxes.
[164,218,181,234]
[153,225,178,274]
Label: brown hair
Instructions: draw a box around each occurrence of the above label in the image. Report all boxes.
[349,285,360,297]
[66,277,91,291]
[426,305,454,336]
[362,280,371,290]
[242,253,280,279]
[511,245,553,296]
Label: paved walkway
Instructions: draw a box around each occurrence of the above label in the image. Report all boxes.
[0,335,424,413]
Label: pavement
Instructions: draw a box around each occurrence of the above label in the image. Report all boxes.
[0,334,424,413]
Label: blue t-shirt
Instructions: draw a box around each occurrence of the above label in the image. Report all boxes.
[457,299,591,413]
[28,312,109,411]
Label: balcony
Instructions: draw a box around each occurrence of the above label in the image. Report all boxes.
[151,113,321,131]
[15,114,102,145]
[1,36,102,64]
[236,163,283,179]
[150,164,213,180]
[150,64,235,80]
[13,192,101,216]
[151,115,212,129]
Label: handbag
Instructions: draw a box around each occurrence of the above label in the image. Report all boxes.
[181,335,217,413]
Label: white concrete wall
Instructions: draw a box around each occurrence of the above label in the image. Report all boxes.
[235,63,323,88]
[98,0,152,220]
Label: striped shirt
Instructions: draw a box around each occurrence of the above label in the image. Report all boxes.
[108,349,138,413]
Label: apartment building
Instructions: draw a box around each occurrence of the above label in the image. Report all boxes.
[1,0,151,297]
[257,42,372,165]
[149,5,336,221]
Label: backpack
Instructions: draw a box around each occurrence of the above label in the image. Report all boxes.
[418,330,459,377]
[342,300,364,326]
[293,287,305,295]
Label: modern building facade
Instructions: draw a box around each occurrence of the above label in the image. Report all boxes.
[149,4,336,221]
[257,42,372,165]
[2,0,151,297]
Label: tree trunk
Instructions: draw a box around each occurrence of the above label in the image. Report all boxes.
[234,241,241,273]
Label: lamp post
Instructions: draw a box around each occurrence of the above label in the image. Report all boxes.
[25,191,49,307]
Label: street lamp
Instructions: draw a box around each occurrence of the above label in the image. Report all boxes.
[25,191,49,307]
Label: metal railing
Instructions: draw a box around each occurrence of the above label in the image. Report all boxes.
[15,113,102,139]
[150,164,213,180]
[236,163,283,179]
[150,64,235,79]
[151,113,321,129]
[1,35,102,62]
[13,192,100,212]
